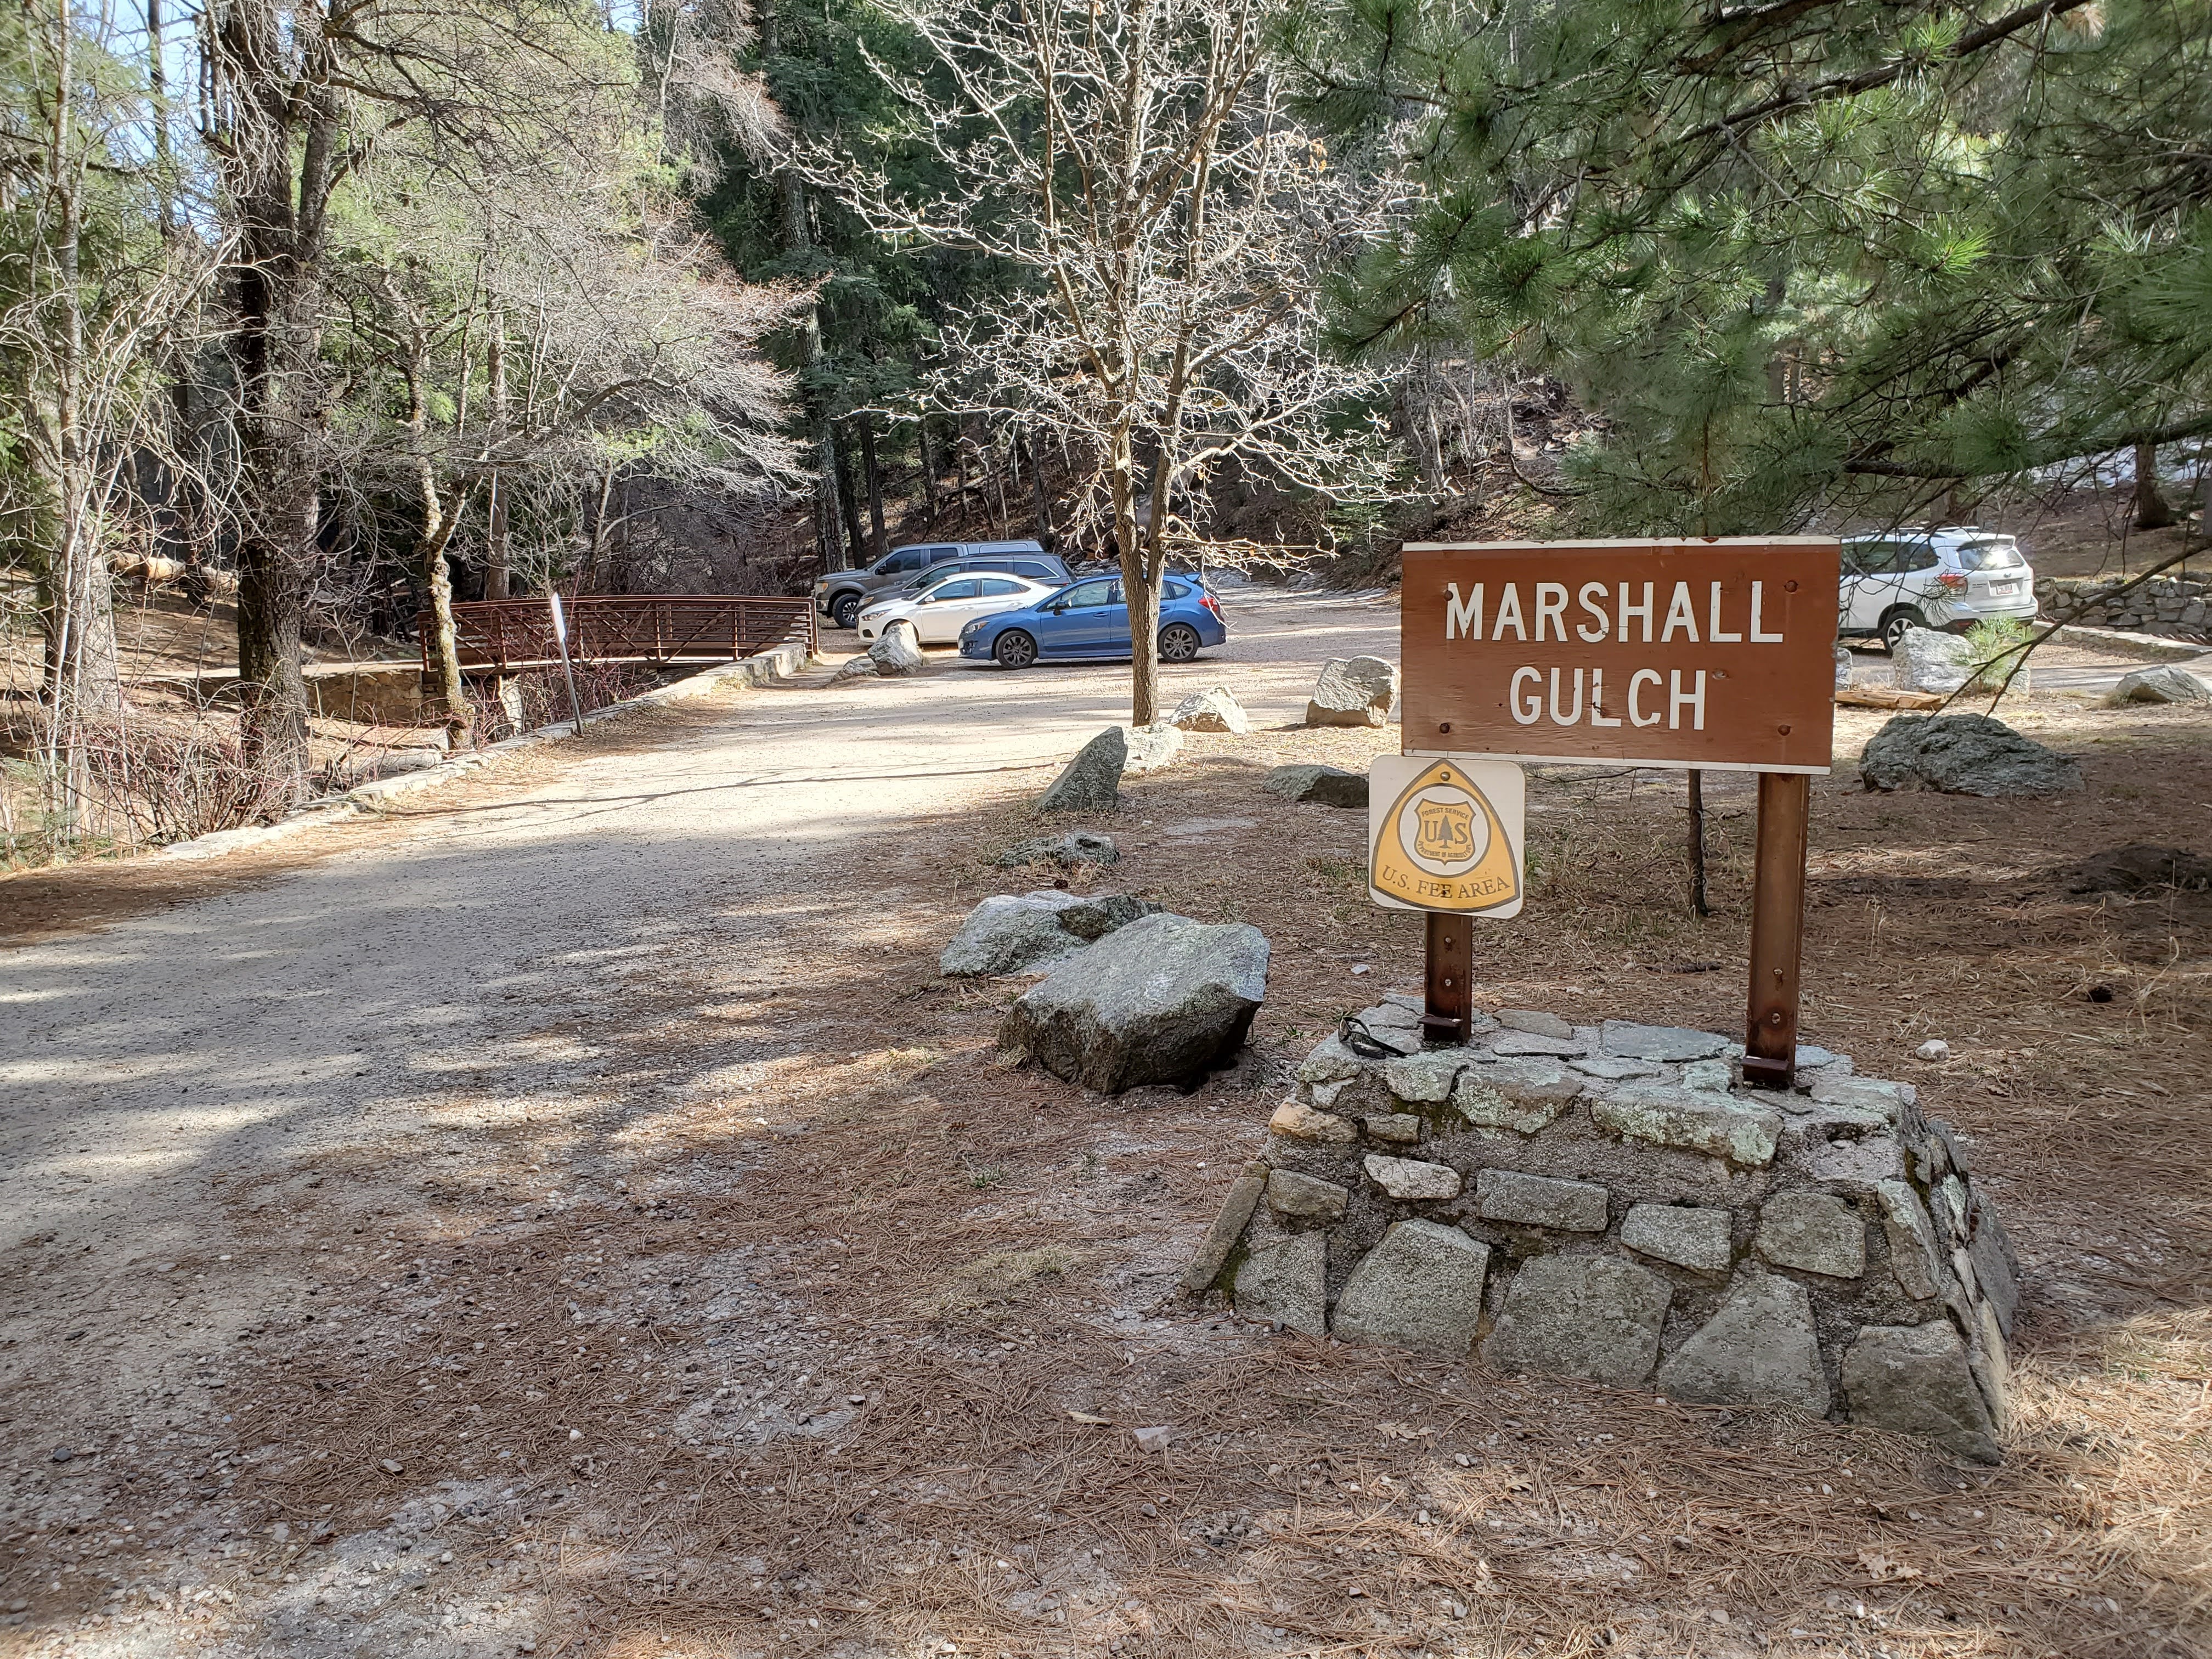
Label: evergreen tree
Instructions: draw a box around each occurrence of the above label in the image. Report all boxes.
[1287,0,2212,532]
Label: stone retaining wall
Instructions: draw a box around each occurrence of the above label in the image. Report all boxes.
[1184,997,2017,1463]
[2039,574,2211,642]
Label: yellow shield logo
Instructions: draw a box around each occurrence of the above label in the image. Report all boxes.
[1414,799,1475,862]
[1368,758,1522,915]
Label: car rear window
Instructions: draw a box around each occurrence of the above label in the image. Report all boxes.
[1956,540,2024,572]
[1164,580,1189,599]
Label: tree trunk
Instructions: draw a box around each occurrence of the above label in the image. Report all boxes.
[212,0,342,806]
[833,421,868,566]
[405,344,471,741]
[2135,441,2178,531]
[859,411,887,561]
[484,305,511,600]
[1024,422,1054,545]
[583,455,617,590]
[1107,427,1160,724]
[918,417,939,523]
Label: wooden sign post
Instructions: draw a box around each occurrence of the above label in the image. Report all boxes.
[1396,538,1841,1087]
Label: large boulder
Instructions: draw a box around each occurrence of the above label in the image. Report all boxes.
[1169,686,1251,734]
[1891,625,1974,695]
[1000,912,1269,1092]
[996,830,1120,870]
[2108,664,2212,705]
[1037,727,1127,812]
[1120,723,1184,775]
[1263,764,1368,808]
[870,618,926,675]
[1860,714,2083,797]
[1306,656,1400,727]
[939,890,1158,977]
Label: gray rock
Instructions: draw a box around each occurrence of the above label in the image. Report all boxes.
[1795,1043,1846,1070]
[1754,1190,1867,1278]
[996,830,1120,870]
[1592,1085,1783,1166]
[1000,912,1268,1092]
[940,895,1086,977]
[1045,890,1160,941]
[1363,1154,1462,1201]
[1454,1059,1582,1134]
[1874,1180,1943,1301]
[1810,1073,1914,1113]
[1963,1297,2010,1429]
[868,618,926,676]
[1306,655,1400,727]
[1120,723,1184,775]
[1842,1323,2001,1464]
[940,891,1155,976]
[1167,686,1251,733]
[1891,625,1973,695]
[1268,1099,1357,1143]
[1805,1133,1906,1189]
[831,654,881,681]
[1262,764,1368,808]
[1835,644,1854,691]
[1038,727,1128,812]
[1680,1059,1734,1093]
[1295,1035,1368,1086]
[1491,1030,1586,1058]
[1482,1256,1672,1388]
[1965,1184,2020,1338]
[1496,1009,1574,1039]
[1568,1054,1663,1081]
[2108,664,2212,705]
[1655,1269,1831,1415]
[1234,1219,1325,1336]
[1621,1203,1734,1272]
[1475,1169,1609,1232]
[1181,1166,1266,1292]
[1331,1221,1491,1355]
[1601,1020,1731,1062]
[1267,1169,1349,1221]
[1362,1113,1424,1144]
[1384,1048,1467,1104]
[1860,714,2083,797]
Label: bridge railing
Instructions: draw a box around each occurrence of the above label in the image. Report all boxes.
[415,595,815,674]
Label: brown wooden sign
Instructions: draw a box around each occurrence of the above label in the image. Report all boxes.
[1400,538,1841,774]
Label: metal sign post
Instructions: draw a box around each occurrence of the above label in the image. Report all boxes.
[549,591,586,738]
[1393,537,1841,1088]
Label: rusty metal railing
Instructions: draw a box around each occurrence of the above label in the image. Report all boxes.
[415,595,815,675]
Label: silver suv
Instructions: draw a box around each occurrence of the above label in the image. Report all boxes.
[1839,527,2039,650]
[814,540,1054,630]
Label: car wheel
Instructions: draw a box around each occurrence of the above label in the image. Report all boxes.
[1159,622,1202,663]
[994,629,1039,669]
[1881,607,1928,652]
[831,593,862,630]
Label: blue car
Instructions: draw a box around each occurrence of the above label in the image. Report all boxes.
[958,574,1228,669]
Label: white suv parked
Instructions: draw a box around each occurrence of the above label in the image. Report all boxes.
[1839,527,2040,650]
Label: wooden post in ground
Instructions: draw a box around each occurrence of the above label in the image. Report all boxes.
[1423,912,1474,1046]
[1741,771,1810,1089]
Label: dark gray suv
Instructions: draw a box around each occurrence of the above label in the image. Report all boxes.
[816,540,1059,630]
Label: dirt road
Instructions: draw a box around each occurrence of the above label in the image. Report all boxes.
[3,588,2208,1659]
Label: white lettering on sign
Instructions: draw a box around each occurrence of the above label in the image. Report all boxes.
[1451,578,1794,648]
[1512,664,1708,730]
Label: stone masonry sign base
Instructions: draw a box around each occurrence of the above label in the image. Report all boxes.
[1184,996,2016,1464]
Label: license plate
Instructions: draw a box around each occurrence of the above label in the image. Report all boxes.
[1988,581,2021,595]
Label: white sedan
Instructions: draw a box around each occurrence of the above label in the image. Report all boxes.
[856,573,1060,646]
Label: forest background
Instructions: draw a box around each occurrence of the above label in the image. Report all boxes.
[2,0,2207,849]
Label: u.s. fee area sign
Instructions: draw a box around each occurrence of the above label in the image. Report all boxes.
[1398,538,1841,774]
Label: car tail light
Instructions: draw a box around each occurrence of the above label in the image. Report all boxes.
[1937,572,1969,591]
[1200,592,1223,617]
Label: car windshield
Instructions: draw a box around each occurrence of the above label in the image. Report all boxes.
[1956,539,2025,572]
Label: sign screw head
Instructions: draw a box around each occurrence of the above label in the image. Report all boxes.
[1438,722,1452,734]
[1778,724,1791,735]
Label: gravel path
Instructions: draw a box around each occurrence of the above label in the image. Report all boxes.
[0,585,1395,1655]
